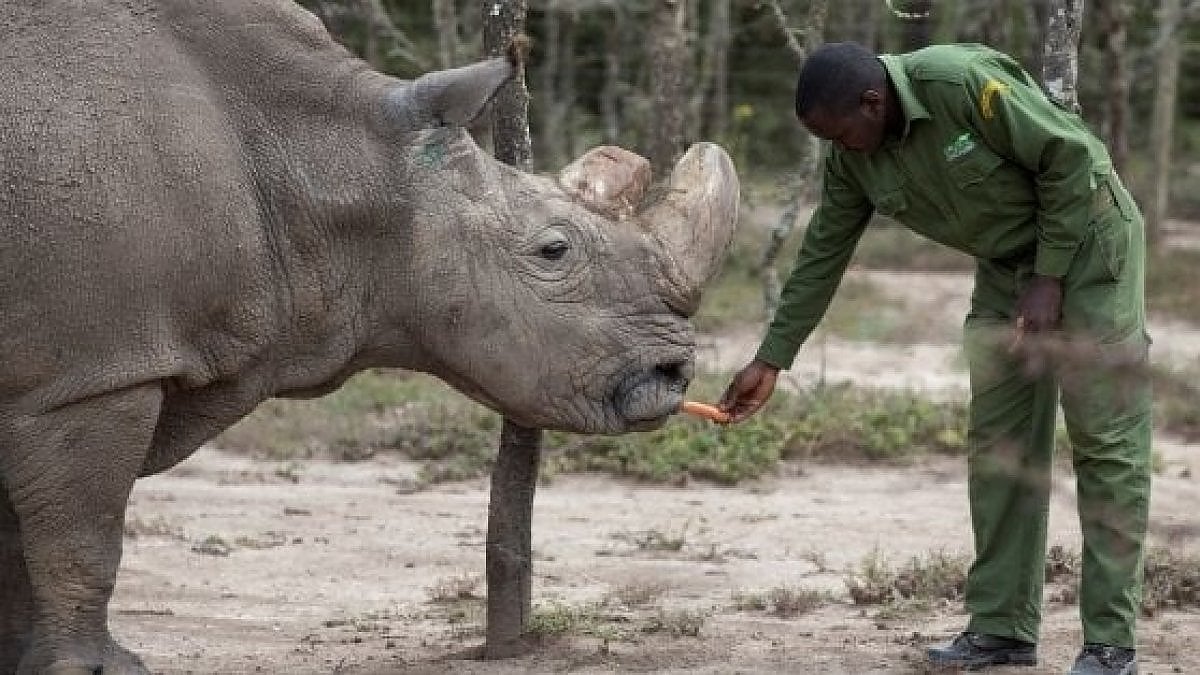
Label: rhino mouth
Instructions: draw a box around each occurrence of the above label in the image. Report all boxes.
[612,357,694,431]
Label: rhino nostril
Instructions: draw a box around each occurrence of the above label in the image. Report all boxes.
[655,360,690,384]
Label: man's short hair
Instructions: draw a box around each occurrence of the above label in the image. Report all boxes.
[795,42,883,119]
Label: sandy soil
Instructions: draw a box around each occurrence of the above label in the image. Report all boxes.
[109,270,1200,674]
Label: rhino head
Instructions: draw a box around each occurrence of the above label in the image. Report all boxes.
[374,57,739,434]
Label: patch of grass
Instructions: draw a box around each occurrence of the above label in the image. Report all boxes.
[426,574,482,603]
[604,581,668,608]
[610,527,689,553]
[123,516,185,541]
[1141,546,1200,616]
[643,608,707,637]
[222,370,975,485]
[525,601,631,642]
[733,586,831,618]
[776,382,969,462]
[218,370,493,462]
[846,548,969,617]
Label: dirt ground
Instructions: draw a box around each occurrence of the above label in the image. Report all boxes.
[111,270,1200,674]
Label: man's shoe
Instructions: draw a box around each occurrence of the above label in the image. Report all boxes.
[927,631,1038,670]
[1068,644,1137,675]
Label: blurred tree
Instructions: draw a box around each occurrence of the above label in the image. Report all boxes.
[1094,0,1132,172]
[1043,0,1084,111]
[432,0,464,67]
[648,0,688,173]
[1148,0,1183,249]
[693,0,732,140]
[760,0,827,320]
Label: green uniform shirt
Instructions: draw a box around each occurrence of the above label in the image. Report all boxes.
[757,44,1115,369]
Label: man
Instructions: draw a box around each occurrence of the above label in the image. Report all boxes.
[718,43,1150,675]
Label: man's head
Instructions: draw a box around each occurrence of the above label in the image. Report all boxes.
[794,42,891,154]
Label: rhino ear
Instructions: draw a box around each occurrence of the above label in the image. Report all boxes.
[387,57,515,130]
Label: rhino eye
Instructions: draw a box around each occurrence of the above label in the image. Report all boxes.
[539,240,569,260]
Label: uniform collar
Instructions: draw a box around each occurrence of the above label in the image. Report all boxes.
[877,54,930,143]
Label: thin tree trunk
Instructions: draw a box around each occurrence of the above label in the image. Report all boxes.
[1027,0,1050,79]
[761,0,827,320]
[539,0,565,167]
[482,0,533,171]
[981,0,1013,54]
[600,4,623,144]
[859,0,880,49]
[1147,0,1182,251]
[1096,0,1131,173]
[481,0,538,660]
[560,7,579,159]
[1042,0,1084,112]
[693,0,731,140]
[891,0,935,50]
[647,0,688,174]
[357,0,429,71]
[432,0,462,68]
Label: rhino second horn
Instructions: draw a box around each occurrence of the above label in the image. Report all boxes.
[640,142,739,315]
[557,146,652,221]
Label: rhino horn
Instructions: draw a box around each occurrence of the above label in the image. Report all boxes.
[387,56,515,130]
[638,143,740,315]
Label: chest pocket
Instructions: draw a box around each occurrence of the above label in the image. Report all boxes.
[952,144,1004,188]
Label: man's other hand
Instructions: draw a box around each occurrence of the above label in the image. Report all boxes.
[718,359,780,423]
[1016,274,1063,333]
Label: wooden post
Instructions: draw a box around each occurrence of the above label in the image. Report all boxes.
[480,0,539,659]
[483,421,541,657]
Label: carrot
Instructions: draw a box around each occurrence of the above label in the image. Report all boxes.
[679,400,731,424]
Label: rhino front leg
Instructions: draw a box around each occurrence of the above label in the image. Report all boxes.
[1,384,162,675]
[1,485,34,673]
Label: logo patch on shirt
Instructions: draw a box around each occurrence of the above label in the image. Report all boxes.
[944,132,976,162]
[979,79,1010,120]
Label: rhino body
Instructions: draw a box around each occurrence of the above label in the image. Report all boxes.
[0,1,737,671]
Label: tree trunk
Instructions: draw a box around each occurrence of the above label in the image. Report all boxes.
[693,0,731,141]
[600,4,624,144]
[1042,0,1084,112]
[538,0,565,167]
[647,0,688,174]
[481,0,539,660]
[432,0,462,68]
[482,0,533,171]
[858,0,880,50]
[981,0,1013,54]
[1095,0,1131,173]
[894,0,935,51]
[560,7,579,159]
[761,0,828,320]
[357,0,429,71]
[1147,0,1182,251]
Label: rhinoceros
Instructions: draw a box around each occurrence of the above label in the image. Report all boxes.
[0,1,738,672]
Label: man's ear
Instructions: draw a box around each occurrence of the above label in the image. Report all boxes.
[859,89,885,121]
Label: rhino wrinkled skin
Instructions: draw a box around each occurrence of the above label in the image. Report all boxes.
[0,0,738,671]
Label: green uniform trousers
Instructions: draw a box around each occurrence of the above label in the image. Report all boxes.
[961,175,1151,648]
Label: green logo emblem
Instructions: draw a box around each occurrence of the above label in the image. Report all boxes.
[944,132,976,162]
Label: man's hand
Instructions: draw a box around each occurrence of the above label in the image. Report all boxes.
[718,359,779,423]
[1015,274,1063,334]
